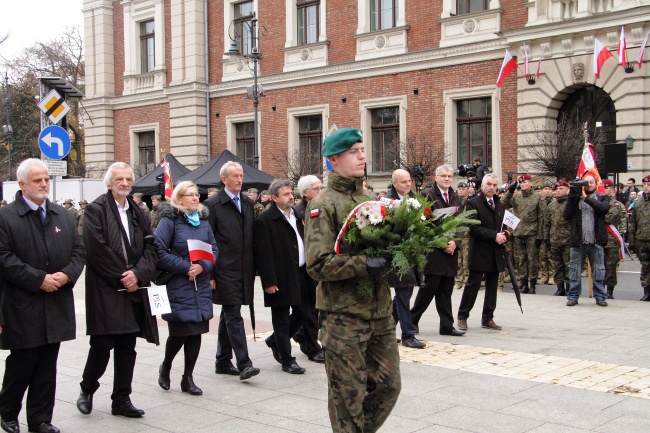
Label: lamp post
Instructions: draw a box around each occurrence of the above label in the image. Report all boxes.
[3,72,12,181]
[226,12,264,169]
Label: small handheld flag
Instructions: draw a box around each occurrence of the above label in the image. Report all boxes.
[187,239,215,263]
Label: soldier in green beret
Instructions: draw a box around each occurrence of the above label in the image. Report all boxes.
[305,127,400,432]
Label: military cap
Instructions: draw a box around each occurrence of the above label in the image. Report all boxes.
[293,189,301,198]
[425,182,434,188]
[457,181,468,188]
[79,199,88,205]
[467,181,476,189]
[497,187,506,193]
[132,192,143,199]
[247,188,259,194]
[518,174,531,182]
[0,200,7,205]
[151,194,162,201]
[260,190,269,195]
[207,187,219,193]
[64,199,74,205]
[643,175,650,183]
[602,179,614,188]
[322,128,363,157]
[556,180,570,188]
[542,183,552,189]
[534,185,542,191]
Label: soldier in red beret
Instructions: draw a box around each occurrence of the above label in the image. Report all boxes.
[629,175,650,300]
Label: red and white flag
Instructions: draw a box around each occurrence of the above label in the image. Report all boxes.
[606,224,625,260]
[496,49,518,87]
[536,45,546,78]
[162,159,173,199]
[638,31,650,68]
[618,26,627,66]
[187,239,215,263]
[524,46,530,79]
[576,142,606,194]
[594,38,613,78]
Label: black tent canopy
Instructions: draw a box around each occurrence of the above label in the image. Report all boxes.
[132,154,191,195]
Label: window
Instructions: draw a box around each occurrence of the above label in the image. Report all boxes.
[235,122,255,167]
[234,1,254,56]
[140,20,155,73]
[457,98,491,167]
[297,0,320,45]
[370,0,396,31]
[456,0,488,15]
[138,131,156,175]
[298,115,323,174]
[371,106,399,172]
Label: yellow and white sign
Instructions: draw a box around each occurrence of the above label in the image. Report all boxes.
[37,89,70,125]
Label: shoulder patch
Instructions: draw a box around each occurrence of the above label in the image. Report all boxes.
[310,208,320,218]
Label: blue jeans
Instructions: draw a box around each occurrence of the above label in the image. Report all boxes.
[568,244,607,301]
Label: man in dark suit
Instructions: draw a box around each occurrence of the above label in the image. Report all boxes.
[204,161,259,380]
[254,179,315,374]
[412,164,465,337]
[0,159,85,433]
[457,173,507,331]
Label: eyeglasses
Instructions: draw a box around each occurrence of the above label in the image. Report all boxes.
[182,193,200,198]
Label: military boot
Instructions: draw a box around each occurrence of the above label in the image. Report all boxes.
[548,276,555,285]
[642,287,650,302]
[606,286,614,300]
[520,279,529,294]
[553,283,564,296]
[529,278,537,294]
[537,276,548,285]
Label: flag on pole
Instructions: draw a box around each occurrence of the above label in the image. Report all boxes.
[576,142,606,194]
[536,45,546,78]
[638,31,650,68]
[524,46,530,79]
[606,225,625,260]
[594,38,613,78]
[187,239,215,263]
[618,26,627,66]
[162,159,173,199]
[496,50,518,87]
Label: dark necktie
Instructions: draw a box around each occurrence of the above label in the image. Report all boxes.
[37,206,45,223]
[233,196,241,213]
[443,192,449,205]
[488,198,495,210]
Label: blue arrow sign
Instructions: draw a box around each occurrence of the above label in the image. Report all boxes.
[39,125,71,160]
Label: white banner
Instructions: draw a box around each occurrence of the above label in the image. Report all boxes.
[503,210,521,230]
[147,285,172,316]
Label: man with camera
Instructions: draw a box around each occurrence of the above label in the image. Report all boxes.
[628,176,650,301]
[563,173,610,306]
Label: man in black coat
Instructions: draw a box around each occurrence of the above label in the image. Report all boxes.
[204,161,259,380]
[0,159,85,433]
[457,173,507,331]
[563,173,610,306]
[76,162,159,419]
[412,165,465,337]
[254,179,314,374]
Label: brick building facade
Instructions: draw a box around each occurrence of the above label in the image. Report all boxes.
[81,0,650,186]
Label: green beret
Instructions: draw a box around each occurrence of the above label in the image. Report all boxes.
[132,192,143,198]
[260,190,269,195]
[542,183,551,189]
[207,187,219,193]
[247,188,259,194]
[151,195,162,201]
[322,128,363,157]
[534,185,542,191]
[457,182,468,188]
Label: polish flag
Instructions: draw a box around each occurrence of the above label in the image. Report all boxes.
[187,239,215,263]
[524,46,530,79]
[606,225,625,260]
[162,159,173,199]
[536,45,546,78]
[496,50,518,87]
[576,142,606,194]
[638,31,650,68]
[618,26,627,66]
[594,38,613,78]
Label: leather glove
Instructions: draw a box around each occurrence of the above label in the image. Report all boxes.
[535,239,542,248]
[508,181,517,194]
[366,255,392,278]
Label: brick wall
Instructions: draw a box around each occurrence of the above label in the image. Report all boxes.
[113,104,171,164]
[501,0,529,31]
[113,0,124,96]
[407,0,442,50]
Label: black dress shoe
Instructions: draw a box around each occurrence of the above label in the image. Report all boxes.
[27,423,59,433]
[282,363,306,374]
[158,363,171,391]
[265,336,281,364]
[308,352,325,363]
[239,366,260,381]
[1,419,19,433]
[76,391,93,415]
[180,375,203,395]
[111,401,145,418]
[215,362,239,376]
[401,336,426,349]
[440,329,465,336]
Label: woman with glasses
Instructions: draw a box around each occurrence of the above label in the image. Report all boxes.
[154,181,218,396]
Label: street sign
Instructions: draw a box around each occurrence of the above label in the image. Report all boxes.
[43,160,68,177]
[39,125,71,160]
[37,89,71,125]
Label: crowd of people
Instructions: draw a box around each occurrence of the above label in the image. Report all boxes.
[0,133,648,433]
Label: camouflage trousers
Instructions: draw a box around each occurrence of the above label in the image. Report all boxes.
[454,240,469,287]
[319,312,402,433]
[550,243,571,284]
[537,240,551,280]
[604,241,622,287]
[637,240,650,288]
[515,235,539,281]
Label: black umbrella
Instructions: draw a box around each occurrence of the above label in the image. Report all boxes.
[250,305,256,342]
[503,245,523,314]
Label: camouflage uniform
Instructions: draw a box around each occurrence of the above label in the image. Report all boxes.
[537,196,553,284]
[503,188,543,292]
[150,206,161,230]
[454,194,469,290]
[305,172,401,433]
[603,196,625,297]
[253,202,265,219]
[628,193,650,300]
[545,195,571,295]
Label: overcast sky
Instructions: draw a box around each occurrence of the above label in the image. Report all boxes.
[0,0,84,63]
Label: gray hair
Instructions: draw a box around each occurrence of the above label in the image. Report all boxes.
[482,173,498,186]
[220,161,243,177]
[104,162,134,188]
[297,175,320,196]
[268,179,293,197]
[435,164,454,176]
[16,158,49,183]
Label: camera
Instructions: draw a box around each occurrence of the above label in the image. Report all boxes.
[456,164,476,178]
[569,178,589,197]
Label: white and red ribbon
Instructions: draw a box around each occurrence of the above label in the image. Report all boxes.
[606,224,625,260]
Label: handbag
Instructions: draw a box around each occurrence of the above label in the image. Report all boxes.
[153,220,179,286]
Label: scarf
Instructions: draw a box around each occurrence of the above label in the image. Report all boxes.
[579,199,596,245]
[185,211,200,227]
[104,190,139,268]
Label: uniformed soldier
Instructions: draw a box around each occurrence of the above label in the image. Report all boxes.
[206,187,219,198]
[149,194,162,230]
[537,183,554,285]
[545,181,571,296]
[305,128,401,432]
[503,174,544,294]
[132,192,149,213]
[247,188,265,218]
[64,199,79,221]
[77,199,88,236]
[454,181,470,290]
[602,179,625,299]
[627,175,650,301]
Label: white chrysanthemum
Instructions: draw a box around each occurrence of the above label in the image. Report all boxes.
[355,215,369,229]
[359,204,374,216]
[421,214,426,221]
[406,198,421,209]
[368,212,383,225]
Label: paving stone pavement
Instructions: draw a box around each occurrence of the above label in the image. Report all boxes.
[1,258,649,432]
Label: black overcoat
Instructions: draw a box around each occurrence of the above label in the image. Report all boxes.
[204,189,255,305]
[422,183,462,276]
[83,192,159,344]
[254,203,303,308]
[0,191,85,350]
[466,194,506,273]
